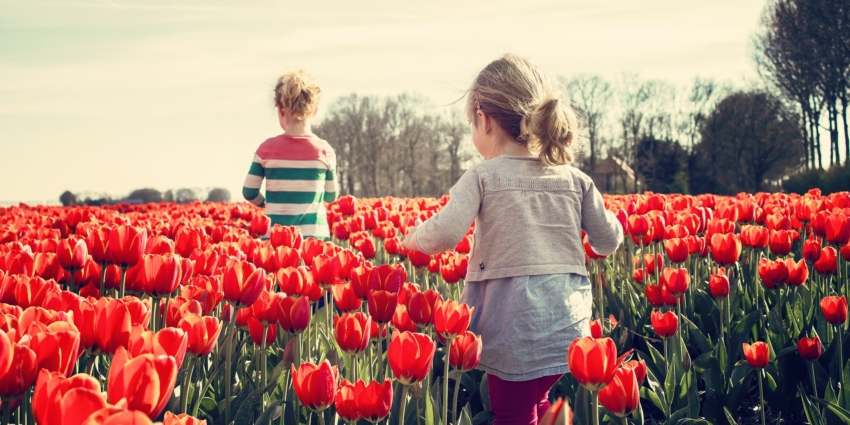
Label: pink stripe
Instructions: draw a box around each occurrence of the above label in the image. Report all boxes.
[257,135,335,162]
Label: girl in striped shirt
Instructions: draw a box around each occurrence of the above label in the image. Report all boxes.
[242,69,338,240]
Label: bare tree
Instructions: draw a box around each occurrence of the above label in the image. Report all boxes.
[563,74,612,175]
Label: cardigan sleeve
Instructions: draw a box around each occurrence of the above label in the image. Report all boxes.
[413,168,481,254]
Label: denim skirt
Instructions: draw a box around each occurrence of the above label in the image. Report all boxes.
[460,273,592,382]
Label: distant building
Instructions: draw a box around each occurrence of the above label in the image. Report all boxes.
[583,154,637,194]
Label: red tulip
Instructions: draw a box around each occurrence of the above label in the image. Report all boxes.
[0,338,37,399]
[785,258,808,286]
[388,330,436,385]
[250,214,271,238]
[664,238,689,263]
[368,264,406,293]
[709,271,730,298]
[291,360,339,411]
[741,225,769,249]
[621,359,647,384]
[768,230,794,256]
[825,213,850,246]
[627,214,650,238]
[179,313,222,357]
[164,296,203,328]
[392,304,419,333]
[57,239,88,273]
[107,225,147,268]
[357,379,393,423]
[598,366,640,417]
[222,259,266,308]
[813,247,838,275]
[449,331,482,372]
[332,280,362,312]
[94,298,133,355]
[821,295,848,325]
[334,312,371,355]
[32,369,106,425]
[841,242,850,261]
[128,327,188,367]
[650,310,678,339]
[434,300,473,340]
[270,225,302,250]
[743,342,769,369]
[82,407,155,425]
[645,284,664,307]
[567,337,619,391]
[107,346,178,419]
[539,398,573,425]
[312,253,342,288]
[367,290,398,325]
[803,234,822,263]
[142,254,182,298]
[710,233,742,265]
[276,267,305,297]
[758,258,789,290]
[354,237,377,259]
[247,316,277,346]
[25,321,81,377]
[86,226,111,266]
[276,295,311,334]
[589,319,603,338]
[161,412,207,425]
[798,336,821,361]
[407,289,443,328]
[662,268,688,296]
[334,379,361,423]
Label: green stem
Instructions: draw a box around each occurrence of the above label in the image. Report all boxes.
[809,361,818,399]
[224,308,236,425]
[399,384,409,425]
[379,327,385,381]
[99,264,107,296]
[318,409,326,425]
[442,342,451,425]
[182,357,195,413]
[592,390,600,425]
[758,369,766,425]
[622,415,628,425]
[69,270,76,293]
[452,370,463,423]
[262,325,268,410]
[86,354,97,376]
[151,298,160,332]
[3,397,10,425]
[119,267,127,298]
[839,326,845,395]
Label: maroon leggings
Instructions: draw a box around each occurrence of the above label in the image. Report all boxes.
[487,374,564,425]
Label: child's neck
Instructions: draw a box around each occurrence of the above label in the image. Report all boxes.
[283,119,313,137]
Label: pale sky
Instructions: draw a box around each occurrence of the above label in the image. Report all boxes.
[0,0,766,204]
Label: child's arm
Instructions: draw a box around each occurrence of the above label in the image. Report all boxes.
[323,167,338,203]
[581,179,623,256]
[404,168,481,255]
[242,153,266,207]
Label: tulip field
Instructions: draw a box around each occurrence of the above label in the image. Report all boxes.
[0,190,849,425]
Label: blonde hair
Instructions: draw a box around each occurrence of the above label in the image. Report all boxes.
[466,54,581,165]
[273,69,322,120]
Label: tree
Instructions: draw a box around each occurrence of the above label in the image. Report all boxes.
[206,188,231,203]
[59,191,77,206]
[691,91,804,194]
[175,188,200,204]
[563,74,612,175]
[163,190,174,203]
[127,188,162,204]
[635,137,688,194]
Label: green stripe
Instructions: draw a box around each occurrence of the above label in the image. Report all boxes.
[265,168,327,180]
[242,187,260,200]
[323,192,337,203]
[267,213,327,226]
[266,191,324,204]
[248,162,264,176]
[325,169,336,181]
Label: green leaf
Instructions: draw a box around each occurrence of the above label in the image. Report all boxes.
[471,411,494,425]
[255,400,284,425]
[640,386,666,418]
[645,342,667,378]
[459,406,473,425]
[812,397,850,424]
[232,384,266,425]
[684,316,713,355]
[228,375,257,421]
[723,406,738,425]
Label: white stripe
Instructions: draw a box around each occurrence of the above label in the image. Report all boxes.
[325,178,338,193]
[265,202,323,215]
[266,179,325,192]
[296,224,331,238]
[253,154,263,162]
[263,159,330,170]
[249,194,265,206]
[243,174,264,189]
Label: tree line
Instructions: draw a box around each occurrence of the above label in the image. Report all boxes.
[59,188,231,206]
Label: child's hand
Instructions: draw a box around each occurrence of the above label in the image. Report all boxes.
[402,219,423,251]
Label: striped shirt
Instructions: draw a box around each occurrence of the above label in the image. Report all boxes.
[242,134,338,239]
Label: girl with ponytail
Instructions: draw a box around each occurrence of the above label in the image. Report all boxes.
[403,54,623,425]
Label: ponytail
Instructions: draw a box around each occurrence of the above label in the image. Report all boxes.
[525,94,578,166]
[468,54,582,166]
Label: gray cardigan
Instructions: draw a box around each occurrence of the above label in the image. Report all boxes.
[413,155,623,281]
